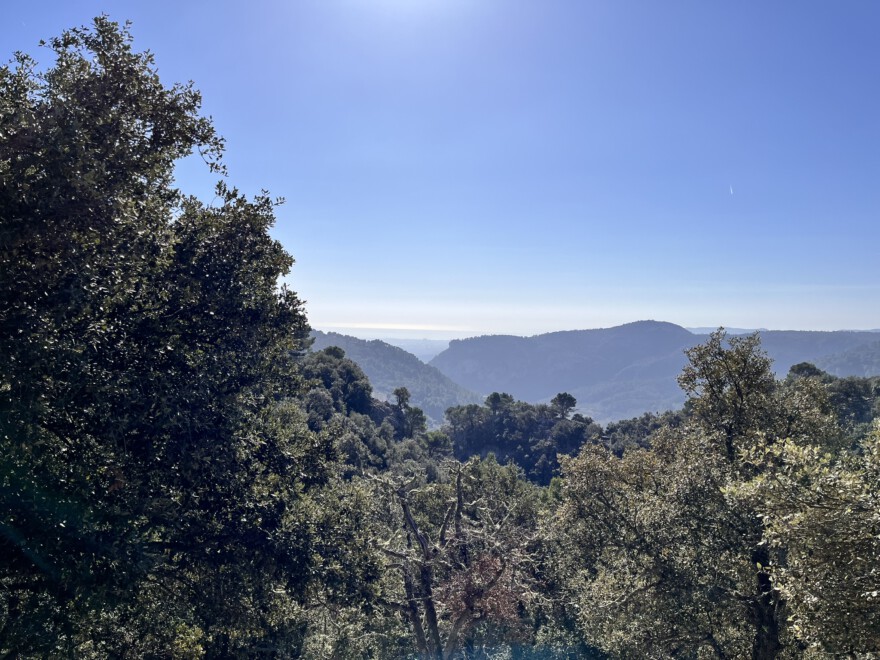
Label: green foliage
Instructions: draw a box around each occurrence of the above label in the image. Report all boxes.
[299,347,375,423]
[557,331,795,658]
[550,392,577,418]
[390,386,428,440]
[732,426,880,655]
[786,362,880,445]
[311,331,482,425]
[0,18,372,656]
[553,330,880,658]
[5,19,879,658]
[601,409,684,455]
[445,394,601,485]
[296,347,459,481]
[557,431,758,657]
[678,330,777,460]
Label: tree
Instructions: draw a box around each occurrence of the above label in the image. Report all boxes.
[390,386,427,440]
[550,392,577,419]
[300,346,375,418]
[486,392,514,413]
[678,330,777,462]
[732,427,880,655]
[0,18,373,656]
[368,459,547,659]
[394,386,412,409]
[445,394,599,485]
[555,330,833,659]
[557,430,757,657]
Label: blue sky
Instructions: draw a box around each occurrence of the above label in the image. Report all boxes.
[4,1,879,337]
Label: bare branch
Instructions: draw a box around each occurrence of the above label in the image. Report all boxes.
[402,568,431,657]
[438,501,455,548]
[454,466,464,538]
[443,607,475,660]
[398,490,431,560]
[379,546,408,561]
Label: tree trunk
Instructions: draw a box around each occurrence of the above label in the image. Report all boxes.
[750,547,783,660]
[750,593,782,660]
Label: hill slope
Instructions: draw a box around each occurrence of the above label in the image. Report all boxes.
[429,322,880,423]
[815,340,880,377]
[759,331,880,375]
[310,331,482,424]
[429,321,698,422]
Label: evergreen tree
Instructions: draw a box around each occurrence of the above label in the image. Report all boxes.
[0,18,375,656]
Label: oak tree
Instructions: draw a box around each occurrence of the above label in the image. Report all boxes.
[0,18,373,656]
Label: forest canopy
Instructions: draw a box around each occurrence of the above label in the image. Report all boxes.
[2,18,879,659]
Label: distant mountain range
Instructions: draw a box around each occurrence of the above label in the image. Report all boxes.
[428,321,695,423]
[428,321,880,423]
[312,322,880,426]
[309,331,481,424]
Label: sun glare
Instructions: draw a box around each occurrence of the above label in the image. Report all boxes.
[348,0,476,26]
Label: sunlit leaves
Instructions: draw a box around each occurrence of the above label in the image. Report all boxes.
[0,17,348,657]
[733,426,880,654]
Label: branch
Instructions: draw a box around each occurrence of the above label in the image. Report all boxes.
[454,466,464,538]
[398,489,431,561]
[438,501,455,548]
[601,580,662,610]
[482,553,507,593]
[402,568,431,658]
[378,546,409,561]
[443,607,475,660]
[441,553,509,659]
[440,465,465,548]
[375,596,410,615]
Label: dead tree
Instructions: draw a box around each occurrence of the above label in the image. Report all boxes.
[372,462,531,660]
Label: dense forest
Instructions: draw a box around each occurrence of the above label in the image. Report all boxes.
[310,331,482,426]
[2,19,880,658]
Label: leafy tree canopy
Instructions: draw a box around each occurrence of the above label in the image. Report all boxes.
[0,18,375,656]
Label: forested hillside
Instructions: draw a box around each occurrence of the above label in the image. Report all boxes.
[758,330,880,374]
[430,322,880,422]
[310,331,481,425]
[817,339,880,377]
[3,19,880,659]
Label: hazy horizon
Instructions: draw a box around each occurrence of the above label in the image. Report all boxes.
[317,320,880,343]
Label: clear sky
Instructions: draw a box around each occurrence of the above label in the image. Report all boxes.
[4,1,879,338]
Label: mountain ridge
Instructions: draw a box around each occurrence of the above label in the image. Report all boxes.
[429,321,880,423]
[310,323,880,426]
[309,331,482,424]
